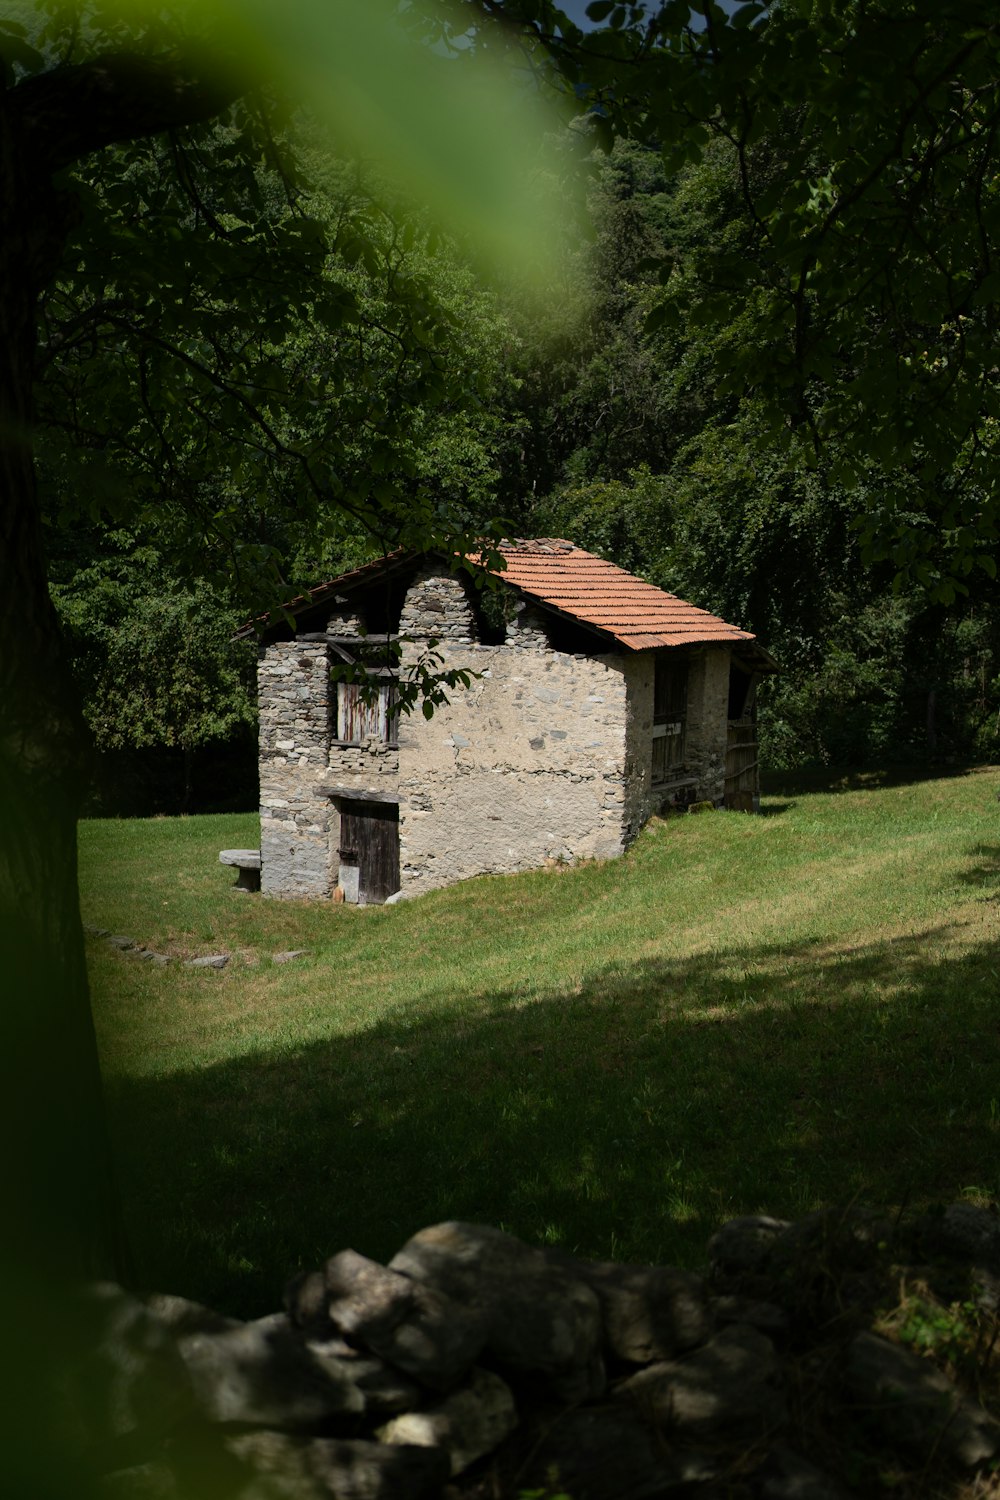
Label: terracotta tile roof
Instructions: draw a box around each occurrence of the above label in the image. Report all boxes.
[490,539,756,651]
[242,538,766,658]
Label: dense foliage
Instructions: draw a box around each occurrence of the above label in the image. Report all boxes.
[513,134,1000,771]
[38,123,520,808]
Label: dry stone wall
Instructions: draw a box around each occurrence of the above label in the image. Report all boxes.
[396,573,630,897]
[326,608,366,642]
[327,742,399,786]
[72,1203,1000,1500]
[399,569,478,646]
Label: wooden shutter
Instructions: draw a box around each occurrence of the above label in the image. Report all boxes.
[337,681,397,744]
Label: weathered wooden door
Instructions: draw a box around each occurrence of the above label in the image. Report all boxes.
[339,801,400,903]
[724,718,760,811]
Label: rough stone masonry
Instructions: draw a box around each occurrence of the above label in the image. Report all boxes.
[65,1203,1000,1499]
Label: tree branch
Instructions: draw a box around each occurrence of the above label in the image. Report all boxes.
[11,50,239,174]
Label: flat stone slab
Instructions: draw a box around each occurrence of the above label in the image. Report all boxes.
[129,948,171,966]
[219,849,261,868]
[219,850,261,892]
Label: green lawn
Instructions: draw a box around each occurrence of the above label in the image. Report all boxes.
[82,767,1000,1317]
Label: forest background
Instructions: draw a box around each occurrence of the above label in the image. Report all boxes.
[46,14,1000,817]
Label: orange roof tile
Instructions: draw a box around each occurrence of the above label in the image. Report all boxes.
[489,539,756,651]
[244,538,765,658]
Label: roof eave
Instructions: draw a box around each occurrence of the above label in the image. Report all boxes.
[234,548,415,642]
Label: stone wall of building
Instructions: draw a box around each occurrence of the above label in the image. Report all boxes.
[396,572,630,898]
[505,600,550,651]
[258,642,334,898]
[684,647,731,804]
[623,649,733,825]
[323,742,400,899]
[399,570,479,645]
[326,607,366,641]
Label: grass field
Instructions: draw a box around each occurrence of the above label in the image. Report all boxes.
[82,766,1000,1317]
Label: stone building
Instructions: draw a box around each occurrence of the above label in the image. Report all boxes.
[251,541,775,903]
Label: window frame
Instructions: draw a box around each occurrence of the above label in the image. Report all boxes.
[333,677,399,748]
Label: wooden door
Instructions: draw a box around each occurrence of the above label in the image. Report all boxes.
[339,801,400,903]
[724,719,759,810]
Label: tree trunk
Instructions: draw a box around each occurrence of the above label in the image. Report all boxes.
[0,43,236,1291]
[0,94,128,1287]
[0,55,246,1492]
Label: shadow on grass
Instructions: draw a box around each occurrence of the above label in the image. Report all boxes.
[958,844,1000,894]
[106,922,1000,1317]
[762,762,988,798]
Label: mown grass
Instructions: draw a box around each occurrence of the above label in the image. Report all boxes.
[82,766,1000,1317]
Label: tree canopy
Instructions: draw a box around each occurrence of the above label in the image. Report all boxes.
[483,0,1000,599]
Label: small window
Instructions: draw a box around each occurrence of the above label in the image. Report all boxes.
[652,658,687,783]
[336,681,399,746]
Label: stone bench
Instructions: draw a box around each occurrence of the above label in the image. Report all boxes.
[219,849,261,892]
